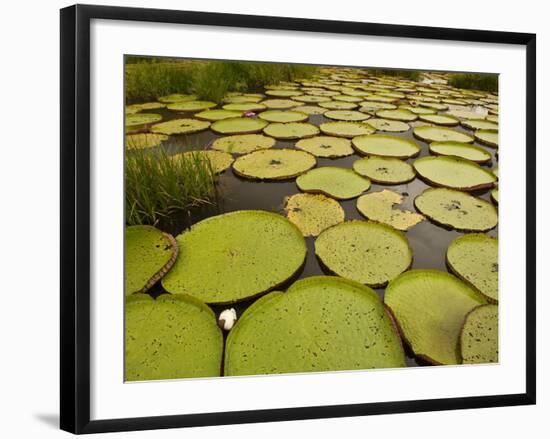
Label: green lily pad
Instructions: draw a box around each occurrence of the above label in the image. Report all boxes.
[446,109,486,120]
[352,134,420,159]
[359,102,397,113]
[384,269,486,365]
[167,100,217,112]
[126,102,166,114]
[418,114,460,126]
[429,141,492,163]
[295,136,354,158]
[284,193,345,237]
[414,188,498,232]
[211,117,268,135]
[418,102,448,111]
[366,118,410,132]
[195,109,243,121]
[162,210,307,303]
[333,95,363,103]
[223,95,263,104]
[211,134,275,154]
[365,95,398,104]
[222,102,267,112]
[375,109,418,122]
[125,133,169,150]
[318,101,358,110]
[461,119,499,131]
[233,149,316,180]
[353,157,415,184]
[125,113,162,133]
[293,105,328,115]
[125,294,223,381]
[263,122,320,140]
[291,95,332,103]
[258,110,309,123]
[460,304,499,364]
[224,276,406,376]
[319,121,376,138]
[475,129,499,147]
[491,187,499,204]
[262,99,302,109]
[447,234,498,303]
[125,226,178,295]
[158,93,197,103]
[413,126,474,143]
[297,167,371,200]
[173,150,234,174]
[323,110,370,121]
[356,190,425,231]
[150,118,210,135]
[398,105,436,115]
[315,221,412,287]
[413,156,496,191]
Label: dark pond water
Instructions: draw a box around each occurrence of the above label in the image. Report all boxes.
[140,104,498,368]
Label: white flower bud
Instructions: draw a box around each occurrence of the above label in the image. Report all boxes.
[218,308,237,331]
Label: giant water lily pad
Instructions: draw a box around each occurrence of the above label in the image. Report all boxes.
[318,101,358,110]
[125,226,178,295]
[475,129,499,147]
[295,136,354,158]
[125,294,223,381]
[167,101,216,112]
[447,234,498,303]
[414,188,498,232]
[375,109,418,122]
[284,193,345,237]
[413,126,474,143]
[413,156,496,191]
[353,157,415,184]
[323,110,370,121]
[297,167,371,199]
[446,109,486,120]
[151,118,210,135]
[162,211,307,303]
[224,276,406,376]
[418,114,460,126]
[359,102,397,113]
[352,134,420,159]
[195,109,243,121]
[126,102,166,114]
[262,99,301,109]
[291,95,332,104]
[398,105,436,115]
[158,93,197,103]
[315,221,412,287]
[211,117,268,135]
[429,141,491,163]
[384,269,486,365]
[460,304,499,364]
[125,133,169,149]
[263,122,320,140]
[125,113,162,133]
[211,134,275,154]
[319,121,376,138]
[366,118,410,132]
[233,149,316,180]
[293,105,328,115]
[222,102,267,112]
[258,110,309,123]
[461,119,498,131]
[356,190,424,231]
[173,150,234,174]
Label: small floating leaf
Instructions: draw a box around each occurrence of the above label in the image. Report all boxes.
[297,167,371,199]
[211,134,275,154]
[315,221,412,287]
[352,134,420,159]
[460,304,499,364]
[284,193,345,237]
[353,157,415,184]
[263,122,320,140]
[233,149,316,180]
[429,141,492,163]
[295,136,354,158]
[150,118,210,135]
[211,117,268,135]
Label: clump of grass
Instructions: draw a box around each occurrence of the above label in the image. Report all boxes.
[125,149,218,226]
[369,68,421,81]
[448,73,498,93]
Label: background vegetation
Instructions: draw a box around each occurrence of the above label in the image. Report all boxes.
[448,73,498,93]
[369,68,421,81]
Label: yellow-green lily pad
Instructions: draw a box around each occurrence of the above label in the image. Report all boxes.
[150,118,210,135]
[284,193,345,237]
[258,110,309,123]
[352,134,420,159]
[297,167,371,199]
[211,117,268,135]
[232,149,316,180]
[211,134,275,154]
[353,157,415,184]
[125,133,169,149]
[295,136,354,158]
[460,304,499,364]
[263,122,320,140]
[429,141,492,163]
[319,121,376,138]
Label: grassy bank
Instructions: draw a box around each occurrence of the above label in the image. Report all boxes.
[125,58,318,103]
[369,68,421,81]
[448,73,498,93]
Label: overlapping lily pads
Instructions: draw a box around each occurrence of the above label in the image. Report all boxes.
[296,167,371,199]
[263,122,320,140]
[284,193,345,237]
[366,118,410,132]
[125,225,178,295]
[211,134,275,154]
[384,269,486,365]
[413,126,474,143]
[315,221,412,287]
[356,190,425,231]
[319,121,376,138]
[429,141,492,163]
[125,133,169,150]
[447,234,498,303]
[162,210,307,303]
[413,156,496,191]
[233,149,316,180]
[258,110,309,123]
[414,188,498,232]
[353,157,415,184]
[211,117,268,135]
[151,118,210,135]
[460,304,499,364]
[125,294,223,381]
[352,134,420,159]
[224,276,406,376]
[295,136,354,158]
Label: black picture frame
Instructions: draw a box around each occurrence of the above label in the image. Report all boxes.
[60,4,536,434]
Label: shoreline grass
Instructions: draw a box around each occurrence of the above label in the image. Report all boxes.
[448,73,498,93]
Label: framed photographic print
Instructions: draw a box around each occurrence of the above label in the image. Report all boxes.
[60,4,536,434]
